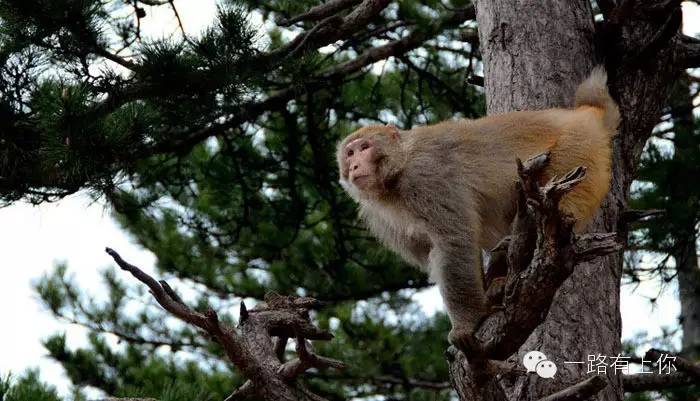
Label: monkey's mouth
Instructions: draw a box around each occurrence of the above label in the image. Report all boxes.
[352,175,371,188]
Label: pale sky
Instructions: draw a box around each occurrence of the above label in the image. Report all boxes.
[0,1,698,397]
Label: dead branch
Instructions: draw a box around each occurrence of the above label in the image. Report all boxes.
[645,348,700,379]
[105,248,344,401]
[622,372,695,392]
[620,208,664,225]
[447,152,621,401]
[536,376,608,401]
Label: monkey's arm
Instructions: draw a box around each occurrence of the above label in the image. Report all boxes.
[407,191,487,343]
[429,235,487,341]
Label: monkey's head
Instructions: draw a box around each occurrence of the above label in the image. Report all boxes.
[337,124,403,199]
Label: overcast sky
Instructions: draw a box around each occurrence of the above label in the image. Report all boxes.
[0,1,698,397]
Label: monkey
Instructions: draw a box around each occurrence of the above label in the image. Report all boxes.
[336,67,619,349]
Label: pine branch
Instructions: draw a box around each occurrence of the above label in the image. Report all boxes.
[277,0,362,26]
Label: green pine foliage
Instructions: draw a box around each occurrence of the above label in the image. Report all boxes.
[1,0,484,399]
[626,77,700,400]
[0,371,61,401]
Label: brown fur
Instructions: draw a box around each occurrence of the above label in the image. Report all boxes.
[337,68,619,344]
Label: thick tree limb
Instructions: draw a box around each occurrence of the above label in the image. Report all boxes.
[277,0,362,26]
[619,348,700,392]
[478,153,621,360]
[105,248,344,401]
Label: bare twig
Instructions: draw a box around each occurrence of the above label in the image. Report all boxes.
[167,0,190,44]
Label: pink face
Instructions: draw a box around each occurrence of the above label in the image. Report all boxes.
[343,137,377,190]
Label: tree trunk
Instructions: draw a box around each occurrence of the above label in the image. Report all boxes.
[668,77,700,359]
[677,238,700,359]
[474,1,624,400]
[447,0,683,400]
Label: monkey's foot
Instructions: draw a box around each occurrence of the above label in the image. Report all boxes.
[448,327,481,355]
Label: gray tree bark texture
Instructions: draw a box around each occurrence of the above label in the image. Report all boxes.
[476,2,621,400]
[447,0,687,400]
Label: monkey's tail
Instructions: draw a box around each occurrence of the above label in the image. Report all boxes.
[574,66,620,134]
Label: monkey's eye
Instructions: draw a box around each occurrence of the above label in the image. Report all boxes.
[347,149,354,157]
[360,142,370,151]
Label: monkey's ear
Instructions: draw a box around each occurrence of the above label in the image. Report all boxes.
[386,124,400,141]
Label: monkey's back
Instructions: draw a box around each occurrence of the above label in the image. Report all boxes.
[409,106,613,242]
[468,107,614,232]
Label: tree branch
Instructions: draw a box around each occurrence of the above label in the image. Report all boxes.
[677,34,700,68]
[536,376,608,401]
[645,348,700,380]
[105,248,344,401]
[130,8,476,160]
[264,0,393,64]
[622,372,695,392]
[277,0,362,26]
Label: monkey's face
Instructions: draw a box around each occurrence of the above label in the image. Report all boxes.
[337,124,402,198]
[343,136,379,191]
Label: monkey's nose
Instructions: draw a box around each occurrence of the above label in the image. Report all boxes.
[352,164,359,171]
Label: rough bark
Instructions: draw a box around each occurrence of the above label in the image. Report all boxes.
[472,2,621,400]
[448,0,687,400]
